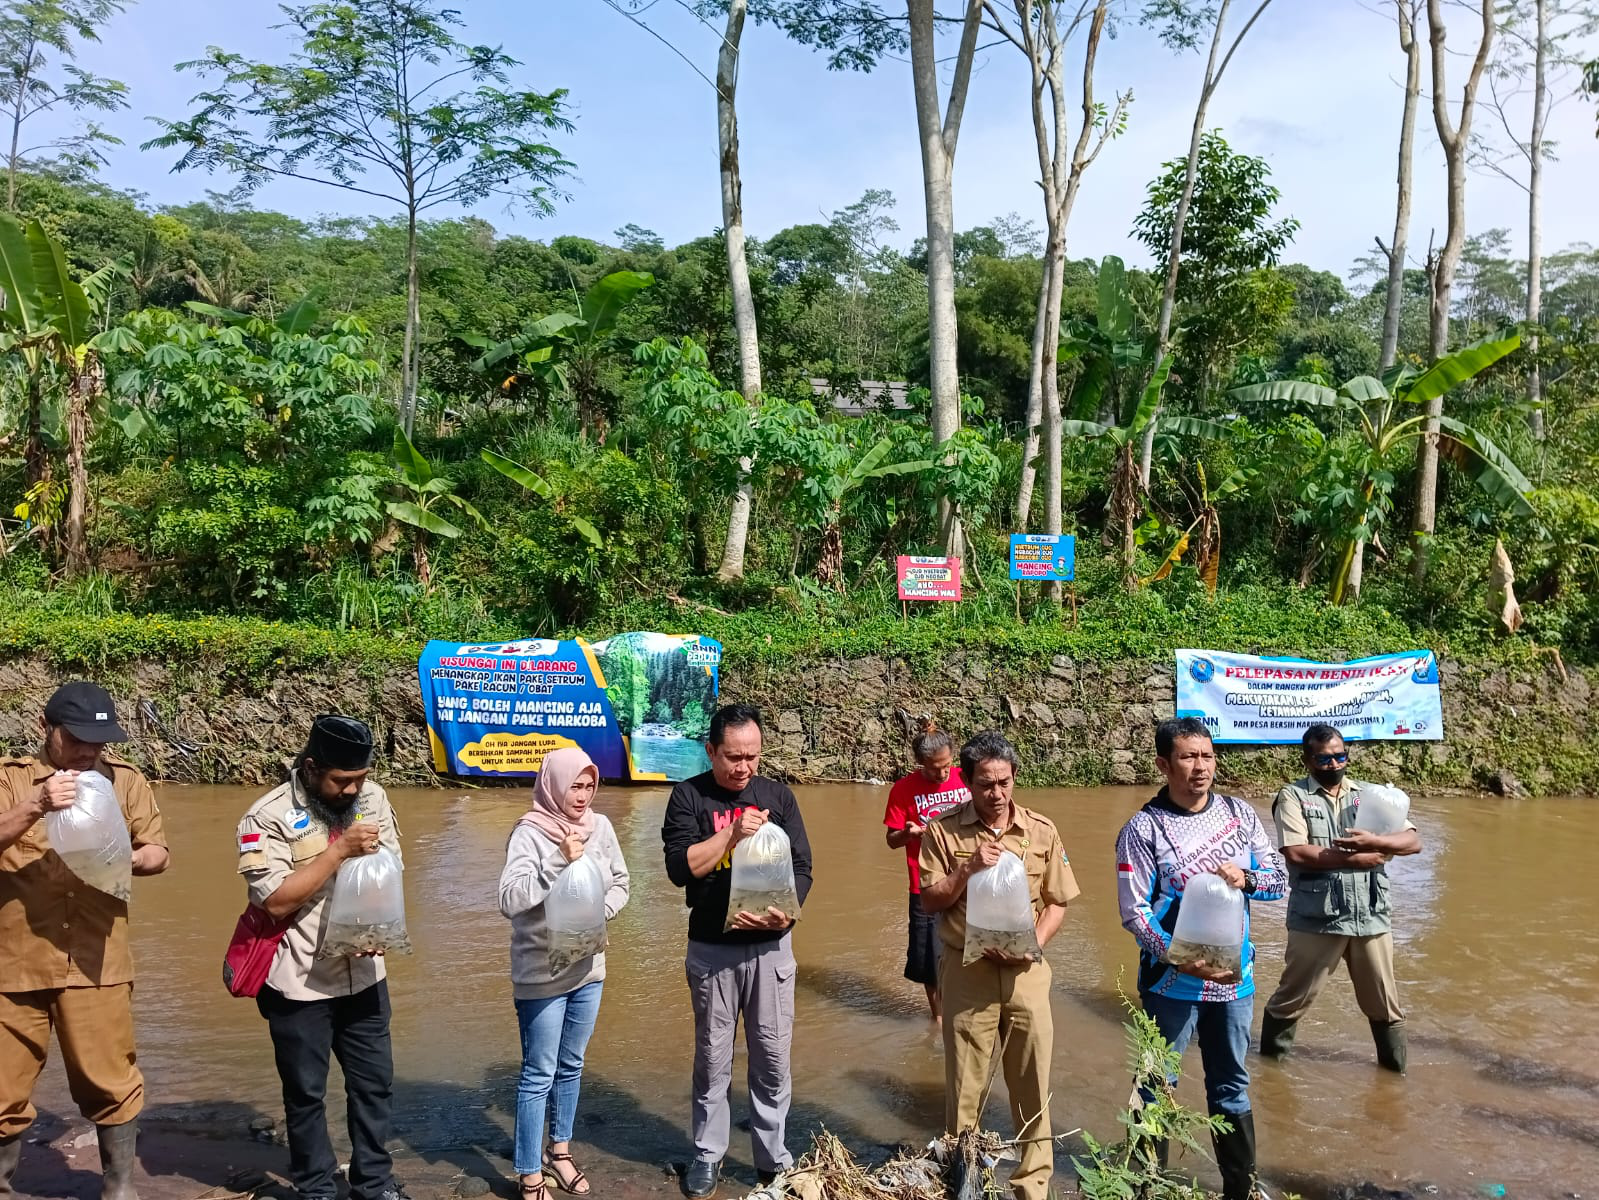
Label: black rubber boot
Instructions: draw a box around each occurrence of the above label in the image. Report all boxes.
[0,1133,20,1200]
[1210,1109,1256,1200]
[1371,1019,1408,1074]
[97,1121,139,1200]
[1259,1011,1298,1059]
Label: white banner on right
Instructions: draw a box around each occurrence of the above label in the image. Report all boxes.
[1174,649,1444,745]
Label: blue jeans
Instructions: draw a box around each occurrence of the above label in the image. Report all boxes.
[1139,990,1253,1115]
[513,981,604,1175]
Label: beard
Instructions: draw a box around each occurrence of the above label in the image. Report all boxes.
[1312,767,1347,790]
[298,773,361,829]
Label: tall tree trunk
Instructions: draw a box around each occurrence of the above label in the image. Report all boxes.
[1138,0,1274,488]
[716,0,762,583]
[1359,0,1423,601]
[1380,0,1422,372]
[1413,0,1495,582]
[1041,219,1065,603]
[6,29,36,212]
[1015,264,1049,530]
[909,0,982,559]
[64,376,90,578]
[1525,0,1548,440]
[401,205,421,438]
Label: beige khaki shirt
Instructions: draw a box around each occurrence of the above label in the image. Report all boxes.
[919,801,1081,950]
[236,775,403,1001]
[0,751,166,991]
[1272,776,1417,849]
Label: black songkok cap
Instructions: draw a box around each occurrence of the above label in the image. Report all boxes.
[306,714,375,771]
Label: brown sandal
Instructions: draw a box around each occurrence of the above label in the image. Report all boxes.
[544,1151,590,1196]
[521,1175,549,1200]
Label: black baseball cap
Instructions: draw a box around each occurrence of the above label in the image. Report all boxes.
[44,681,130,744]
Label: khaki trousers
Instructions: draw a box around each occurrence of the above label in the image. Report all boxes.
[0,984,144,1138]
[1264,930,1404,1024]
[938,950,1053,1200]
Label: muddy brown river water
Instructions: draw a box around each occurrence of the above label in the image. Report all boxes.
[30,784,1599,1199]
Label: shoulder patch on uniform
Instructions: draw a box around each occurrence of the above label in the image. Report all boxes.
[286,807,311,832]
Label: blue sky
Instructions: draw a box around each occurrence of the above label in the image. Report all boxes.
[52,0,1599,278]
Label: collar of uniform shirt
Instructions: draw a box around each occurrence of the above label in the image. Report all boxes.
[1310,777,1363,801]
[956,801,1025,836]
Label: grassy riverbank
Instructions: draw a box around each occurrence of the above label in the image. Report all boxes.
[0,565,1555,677]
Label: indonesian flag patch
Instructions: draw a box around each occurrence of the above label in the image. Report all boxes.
[238,831,263,853]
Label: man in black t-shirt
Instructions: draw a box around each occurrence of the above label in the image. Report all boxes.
[662,704,813,1199]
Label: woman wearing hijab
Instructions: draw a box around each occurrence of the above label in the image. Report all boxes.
[498,747,630,1200]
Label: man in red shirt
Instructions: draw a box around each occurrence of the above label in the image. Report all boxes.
[882,722,970,1020]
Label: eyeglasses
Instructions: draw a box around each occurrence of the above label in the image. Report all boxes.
[1313,752,1349,767]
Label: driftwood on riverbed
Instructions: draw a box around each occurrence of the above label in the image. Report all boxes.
[742,1129,1006,1200]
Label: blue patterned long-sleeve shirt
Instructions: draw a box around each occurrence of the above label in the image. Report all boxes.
[1115,789,1287,1003]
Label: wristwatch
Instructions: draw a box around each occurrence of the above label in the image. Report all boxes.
[1241,869,1258,893]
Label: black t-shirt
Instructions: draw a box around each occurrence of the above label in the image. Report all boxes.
[661,771,814,945]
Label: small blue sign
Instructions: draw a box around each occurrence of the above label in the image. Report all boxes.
[1009,534,1075,582]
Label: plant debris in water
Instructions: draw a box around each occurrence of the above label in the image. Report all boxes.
[319,921,414,959]
[1165,939,1242,975]
[548,926,608,975]
[752,1128,1004,1200]
[724,887,802,931]
[962,926,1042,967]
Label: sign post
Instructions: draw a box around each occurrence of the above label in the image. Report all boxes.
[897,556,963,606]
[1008,534,1077,623]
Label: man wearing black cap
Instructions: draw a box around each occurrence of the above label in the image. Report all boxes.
[235,714,407,1200]
[0,681,170,1200]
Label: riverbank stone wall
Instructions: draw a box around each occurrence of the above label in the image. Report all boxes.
[0,649,1590,795]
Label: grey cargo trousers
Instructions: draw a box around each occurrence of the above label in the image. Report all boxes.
[685,935,797,1170]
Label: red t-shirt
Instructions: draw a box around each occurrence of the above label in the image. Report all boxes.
[883,767,972,893]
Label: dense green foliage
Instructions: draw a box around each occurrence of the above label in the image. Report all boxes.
[1,0,1597,672]
[5,153,1599,660]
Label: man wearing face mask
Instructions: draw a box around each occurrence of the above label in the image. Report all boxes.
[1259,724,1421,1074]
[235,715,408,1200]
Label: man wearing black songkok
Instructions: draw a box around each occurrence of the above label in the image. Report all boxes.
[234,716,409,1200]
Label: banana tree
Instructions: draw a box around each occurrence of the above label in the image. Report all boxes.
[468,270,653,439]
[1062,354,1231,588]
[1230,333,1531,604]
[0,214,123,576]
[386,428,484,591]
[1058,255,1152,429]
[759,401,934,588]
[1143,463,1254,594]
[479,449,603,551]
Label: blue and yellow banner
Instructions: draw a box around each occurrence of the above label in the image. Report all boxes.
[418,633,721,781]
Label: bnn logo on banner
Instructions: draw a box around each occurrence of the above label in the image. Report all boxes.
[1175,649,1443,745]
[418,633,722,781]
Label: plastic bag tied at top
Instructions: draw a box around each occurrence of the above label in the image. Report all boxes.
[546,854,608,975]
[320,840,413,959]
[1166,872,1245,976]
[724,821,801,932]
[46,770,132,902]
[962,849,1041,966]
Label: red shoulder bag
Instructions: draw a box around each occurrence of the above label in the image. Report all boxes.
[222,904,291,998]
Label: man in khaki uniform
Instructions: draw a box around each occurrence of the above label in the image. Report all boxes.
[1260,723,1421,1073]
[237,715,408,1200]
[0,682,170,1200]
[919,731,1078,1200]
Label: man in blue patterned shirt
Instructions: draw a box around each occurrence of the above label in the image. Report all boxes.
[1114,717,1286,1200]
